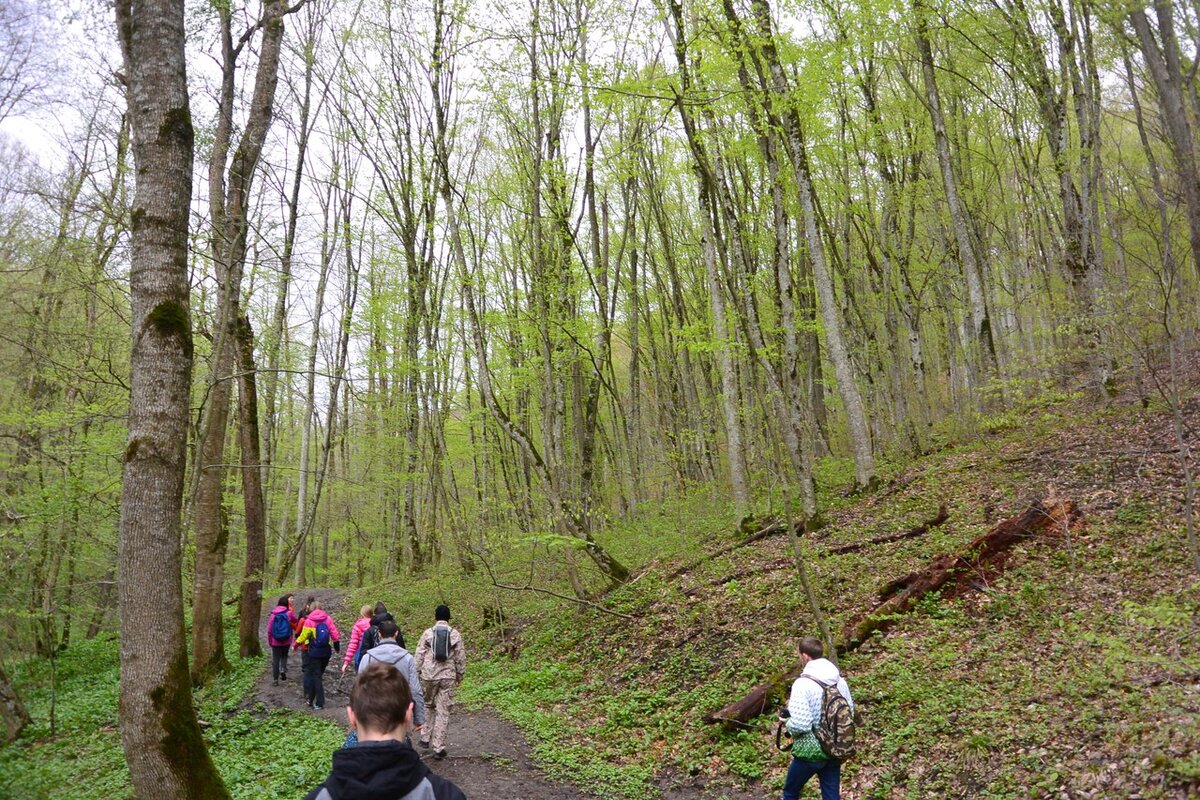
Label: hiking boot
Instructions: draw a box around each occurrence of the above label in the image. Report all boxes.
[418,739,430,749]
[272,678,279,686]
[313,704,324,711]
[280,673,287,682]
[434,749,446,760]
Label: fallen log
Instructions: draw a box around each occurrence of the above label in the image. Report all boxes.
[690,507,949,597]
[824,505,949,555]
[701,667,798,726]
[841,496,1080,651]
[666,519,801,581]
[702,496,1080,729]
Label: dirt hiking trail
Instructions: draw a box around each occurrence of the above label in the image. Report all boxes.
[250,589,760,799]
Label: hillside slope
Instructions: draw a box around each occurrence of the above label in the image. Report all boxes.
[458,385,1200,799]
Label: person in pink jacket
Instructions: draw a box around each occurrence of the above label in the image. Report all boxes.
[266,593,298,685]
[341,604,374,675]
[295,600,341,710]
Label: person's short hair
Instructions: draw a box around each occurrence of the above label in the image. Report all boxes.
[277,594,291,608]
[377,619,399,639]
[360,604,374,618]
[798,637,824,659]
[351,663,412,734]
[374,602,388,616]
[435,604,451,622]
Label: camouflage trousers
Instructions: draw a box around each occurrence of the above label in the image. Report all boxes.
[421,678,456,751]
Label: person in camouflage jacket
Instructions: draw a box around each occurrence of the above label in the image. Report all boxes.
[412,605,465,759]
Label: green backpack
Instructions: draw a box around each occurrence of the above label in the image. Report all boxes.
[802,676,856,762]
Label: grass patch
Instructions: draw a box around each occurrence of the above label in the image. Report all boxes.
[0,608,344,799]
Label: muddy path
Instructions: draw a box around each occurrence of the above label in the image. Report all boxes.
[249,589,590,799]
[249,590,762,799]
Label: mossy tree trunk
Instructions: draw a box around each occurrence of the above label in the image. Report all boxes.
[235,315,265,659]
[113,0,229,794]
[0,665,30,744]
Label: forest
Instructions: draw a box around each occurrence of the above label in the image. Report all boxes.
[0,0,1198,796]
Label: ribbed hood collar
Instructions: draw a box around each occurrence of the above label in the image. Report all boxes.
[323,740,427,799]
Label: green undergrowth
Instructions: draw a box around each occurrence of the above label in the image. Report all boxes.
[3,390,1198,798]
[397,392,1198,798]
[0,607,344,799]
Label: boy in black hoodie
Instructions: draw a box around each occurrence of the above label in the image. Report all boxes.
[305,663,465,800]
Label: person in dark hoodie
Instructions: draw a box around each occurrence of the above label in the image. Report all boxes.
[305,663,465,800]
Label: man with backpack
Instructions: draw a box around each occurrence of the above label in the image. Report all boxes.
[295,599,341,710]
[359,619,426,737]
[780,636,855,800]
[413,605,465,760]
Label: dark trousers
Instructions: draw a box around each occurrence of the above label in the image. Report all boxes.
[271,645,289,680]
[303,653,330,707]
[782,758,840,800]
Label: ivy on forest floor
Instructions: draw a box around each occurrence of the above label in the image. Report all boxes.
[0,608,344,799]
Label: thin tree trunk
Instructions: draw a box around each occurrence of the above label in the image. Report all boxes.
[750,0,876,489]
[665,0,751,516]
[1128,3,1200,280]
[430,0,629,583]
[235,315,265,659]
[913,0,996,385]
[191,0,288,685]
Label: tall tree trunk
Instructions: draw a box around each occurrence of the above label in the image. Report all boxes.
[750,0,876,489]
[113,0,229,792]
[1128,2,1200,280]
[278,176,336,586]
[262,6,320,548]
[191,0,288,685]
[913,0,996,386]
[665,0,751,516]
[235,315,264,659]
[430,0,629,583]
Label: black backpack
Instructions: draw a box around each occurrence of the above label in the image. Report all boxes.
[361,625,380,655]
[433,626,452,661]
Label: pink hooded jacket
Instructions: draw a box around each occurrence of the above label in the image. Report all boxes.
[267,605,297,647]
[343,617,371,667]
[295,608,341,655]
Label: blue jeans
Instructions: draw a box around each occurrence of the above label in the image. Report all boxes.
[782,757,840,800]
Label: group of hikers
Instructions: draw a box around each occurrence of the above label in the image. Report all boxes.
[267,594,853,800]
[266,595,468,799]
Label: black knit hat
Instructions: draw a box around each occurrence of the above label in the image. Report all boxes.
[435,604,451,622]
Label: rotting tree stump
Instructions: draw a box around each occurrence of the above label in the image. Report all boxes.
[702,497,1081,729]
